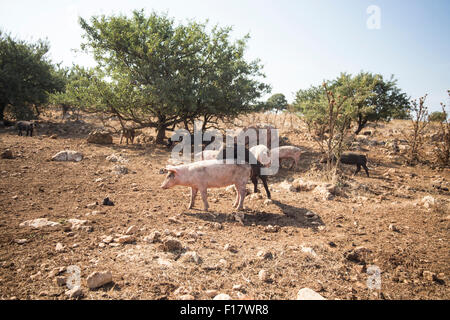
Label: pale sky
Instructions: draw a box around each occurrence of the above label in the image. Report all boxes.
[1,0,449,112]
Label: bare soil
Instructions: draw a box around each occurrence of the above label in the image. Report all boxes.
[0,113,449,300]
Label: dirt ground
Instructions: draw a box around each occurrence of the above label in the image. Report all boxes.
[0,112,449,300]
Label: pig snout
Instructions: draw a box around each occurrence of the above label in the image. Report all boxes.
[161,171,177,189]
[259,151,271,166]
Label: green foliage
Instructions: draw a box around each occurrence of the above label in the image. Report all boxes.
[0,31,64,120]
[428,111,447,123]
[74,10,270,142]
[293,72,410,134]
[266,93,288,113]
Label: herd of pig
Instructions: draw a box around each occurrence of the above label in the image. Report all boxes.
[161,124,305,211]
[6,120,368,212]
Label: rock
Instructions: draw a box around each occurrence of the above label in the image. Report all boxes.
[51,150,83,162]
[102,235,113,244]
[344,246,371,263]
[213,293,232,300]
[291,178,317,192]
[125,225,138,235]
[173,286,188,296]
[279,181,298,192]
[257,250,273,260]
[248,193,263,200]
[102,197,114,206]
[55,243,65,252]
[48,267,66,278]
[161,238,183,252]
[225,185,236,193]
[106,154,128,163]
[86,271,113,289]
[313,184,335,200]
[211,222,222,230]
[38,291,48,297]
[423,271,436,282]
[168,217,180,224]
[87,130,113,145]
[144,231,161,243]
[355,135,368,143]
[86,202,97,209]
[179,294,195,300]
[49,134,58,139]
[90,210,106,216]
[54,276,66,286]
[68,219,91,232]
[113,165,129,175]
[296,288,326,300]
[1,149,14,159]
[205,290,219,298]
[179,251,203,264]
[231,285,243,292]
[65,286,83,299]
[301,246,318,258]
[258,269,270,282]
[224,243,238,253]
[115,235,135,244]
[305,211,317,218]
[389,224,399,232]
[19,218,60,229]
[421,196,436,209]
[264,199,273,205]
[30,271,41,280]
[157,258,173,268]
[263,225,279,233]
[14,239,28,244]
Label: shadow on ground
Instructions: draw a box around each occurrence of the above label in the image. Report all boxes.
[183,199,324,230]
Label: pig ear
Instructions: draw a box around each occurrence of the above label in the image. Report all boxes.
[166,165,178,174]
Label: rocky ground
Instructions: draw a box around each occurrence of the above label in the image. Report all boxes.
[0,113,449,300]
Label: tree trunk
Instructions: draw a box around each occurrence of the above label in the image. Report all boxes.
[0,104,5,121]
[156,125,167,145]
[354,116,367,135]
[34,104,40,118]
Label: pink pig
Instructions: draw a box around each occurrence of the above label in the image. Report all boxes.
[272,146,303,169]
[194,149,220,161]
[249,145,271,166]
[161,160,251,211]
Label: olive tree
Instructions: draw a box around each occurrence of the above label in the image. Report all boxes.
[76,10,270,143]
[0,31,64,120]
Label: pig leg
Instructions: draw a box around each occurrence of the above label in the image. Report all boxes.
[236,183,247,211]
[362,163,370,177]
[200,189,209,211]
[189,187,198,209]
[233,184,240,208]
[294,156,300,169]
[289,158,295,169]
[260,175,271,199]
[251,174,259,193]
[354,164,361,176]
